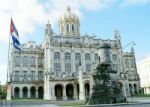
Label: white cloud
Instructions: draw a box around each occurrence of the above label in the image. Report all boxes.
[0,0,114,43]
[121,0,150,6]
[0,0,114,84]
[0,64,7,85]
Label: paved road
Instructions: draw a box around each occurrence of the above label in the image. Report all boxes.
[1,97,150,107]
[117,104,150,107]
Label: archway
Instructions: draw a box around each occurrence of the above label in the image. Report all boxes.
[118,82,123,92]
[14,87,20,98]
[77,83,79,99]
[134,84,137,94]
[55,84,63,100]
[66,84,74,100]
[38,86,43,99]
[22,87,28,98]
[84,83,90,98]
[129,84,133,95]
[30,86,36,98]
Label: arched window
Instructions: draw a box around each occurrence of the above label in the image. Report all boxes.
[38,57,43,64]
[30,71,35,81]
[75,53,81,61]
[75,53,81,72]
[38,71,43,80]
[66,24,69,32]
[64,52,71,76]
[15,71,19,81]
[72,24,74,32]
[94,53,99,62]
[112,54,117,61]
[30,57,35,65]
[15,56,20,65]
[85,53,90,61]
[54,52,61,77]
[23,56,28,65]
[54,52,60,60]
[23,71,27,81]
[85,53,91,72]
[64,52,71,61]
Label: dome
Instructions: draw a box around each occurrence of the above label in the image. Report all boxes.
[61,6,79,21]
[59,6,80,36]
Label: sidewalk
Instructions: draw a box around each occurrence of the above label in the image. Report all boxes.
[77,97,150,107]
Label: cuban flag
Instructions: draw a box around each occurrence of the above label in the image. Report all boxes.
[10,18,21,50]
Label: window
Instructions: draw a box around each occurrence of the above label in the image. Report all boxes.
[125,59,129,68]
[65,63,71,76]
[15,71,19,81]
[54,63,61,77]
[72,24,74,32]
[38,71,43,80]
[23,71,27,81]
[64,52,71,61]
[38,57,43,64]
[67,24,69,32]
[54,52,60,62]
[23,56,28,65]
[30,71,35,81]
[86,64,91,72]
[15,56,20,65]
[85,53,91,72]
[112,54,117,61]
[75,53,81,72]
[113,64,118,70]
[54,52,61,77]
[85,53,90,61]
[30,57,35,65]
[130,59,135,68]
[75,53,81,61]
[94,53,99,62]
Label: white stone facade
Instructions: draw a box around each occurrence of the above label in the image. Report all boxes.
[7,7,140,100]
[137,58,150,94]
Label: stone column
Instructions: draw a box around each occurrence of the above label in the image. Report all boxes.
[28,87,30,98]
[122,82,127,97]
[36,88,38,98]
[73,84,78,100]
[63,84,67,100]
[72,50,75,73]
[79,66,85,100]
[52,85,56,100]
[20,89,22,98]
[61,50,65,77]
[81,50,85,72]
[6,83,12,100]
[44,74,51,100]
[44,74,47,99]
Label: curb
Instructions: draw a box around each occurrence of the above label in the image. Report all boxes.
[77,102,150,107]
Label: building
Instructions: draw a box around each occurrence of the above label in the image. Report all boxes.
[137,58,150,94]
[7,7,140,100]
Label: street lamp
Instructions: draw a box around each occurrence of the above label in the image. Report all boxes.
[122,41,136,102]
[123,41,135,51]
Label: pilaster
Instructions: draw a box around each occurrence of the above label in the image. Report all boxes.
[79,66,85,100]
[63,84,67,100]
[73,84,78,100]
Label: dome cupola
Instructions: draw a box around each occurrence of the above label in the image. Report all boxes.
[59,6,80,36]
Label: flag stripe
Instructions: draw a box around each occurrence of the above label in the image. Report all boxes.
[10,18,21,50]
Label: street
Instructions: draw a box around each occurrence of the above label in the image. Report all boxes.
[1,97,150,107]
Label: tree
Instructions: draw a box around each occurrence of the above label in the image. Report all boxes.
[89,63,123,104]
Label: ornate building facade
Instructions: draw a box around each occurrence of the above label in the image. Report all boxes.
[7,7,140,100]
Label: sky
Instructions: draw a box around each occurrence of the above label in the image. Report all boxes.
[0,0,150,85]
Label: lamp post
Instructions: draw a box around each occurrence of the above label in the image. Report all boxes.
[122,41,136,102]
[123,41,135,51]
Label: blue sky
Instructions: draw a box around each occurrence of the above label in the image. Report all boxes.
[0,0,150,84]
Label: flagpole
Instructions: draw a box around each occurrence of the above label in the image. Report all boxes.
[6,17,12,101]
